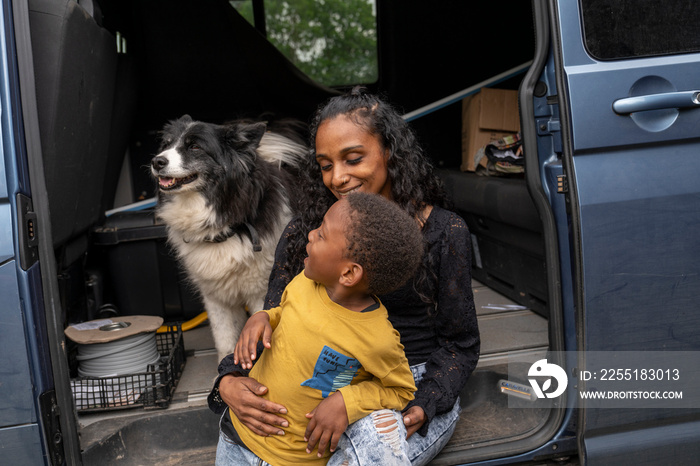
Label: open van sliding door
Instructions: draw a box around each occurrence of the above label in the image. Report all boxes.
[548,0,700,464]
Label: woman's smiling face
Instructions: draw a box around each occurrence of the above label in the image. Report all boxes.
[314,115,392,200]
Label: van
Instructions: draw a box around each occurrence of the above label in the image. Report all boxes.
[2,0,699,464]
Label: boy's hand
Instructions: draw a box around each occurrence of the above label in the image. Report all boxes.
[304,391,348,457]
[234,312,272,369]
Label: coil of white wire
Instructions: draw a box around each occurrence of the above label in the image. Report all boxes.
[76,331,161,378]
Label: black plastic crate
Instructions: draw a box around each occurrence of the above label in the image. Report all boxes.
[91,209,203,322]
[70,325,186,412]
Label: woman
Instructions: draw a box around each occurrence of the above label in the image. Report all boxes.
[209,87,480,465]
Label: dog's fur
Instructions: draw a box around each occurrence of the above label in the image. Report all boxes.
[151,115,306,361]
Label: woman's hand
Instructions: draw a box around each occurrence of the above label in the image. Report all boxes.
[403,405,426,439]
[233,312,272,369]
[219,374,288,437]
[304,391,349,457]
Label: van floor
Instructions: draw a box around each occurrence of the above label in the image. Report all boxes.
[77,280,548,465]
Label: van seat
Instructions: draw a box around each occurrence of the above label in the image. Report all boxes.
[437,170,548,316]
[438,170,540,233]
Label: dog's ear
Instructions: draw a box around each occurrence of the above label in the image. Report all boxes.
[163,114,193,133]
[226,121,267,150]
[159,115,195,150]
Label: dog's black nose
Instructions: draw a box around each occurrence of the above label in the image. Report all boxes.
[152,155,169,170]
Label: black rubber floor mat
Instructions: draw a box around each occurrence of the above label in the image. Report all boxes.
[441,366,549,451]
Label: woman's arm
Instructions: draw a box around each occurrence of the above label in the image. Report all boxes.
[207,352,250,414]
[406,212,480,436]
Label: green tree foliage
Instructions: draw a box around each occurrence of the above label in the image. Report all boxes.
[231,0,378,86]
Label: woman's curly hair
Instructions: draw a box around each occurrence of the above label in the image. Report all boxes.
[344,192,424,295]
[285,87,447,301]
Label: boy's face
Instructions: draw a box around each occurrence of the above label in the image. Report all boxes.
[304,200,352,286]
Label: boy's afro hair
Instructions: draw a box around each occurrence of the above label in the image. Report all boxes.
[344,192,424,295]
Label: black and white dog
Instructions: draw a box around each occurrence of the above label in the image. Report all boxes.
[151,115,306,360]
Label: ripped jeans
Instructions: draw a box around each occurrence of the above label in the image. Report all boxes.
[328,363,462,466]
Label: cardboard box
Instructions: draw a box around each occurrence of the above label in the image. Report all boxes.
[461,88,520,172]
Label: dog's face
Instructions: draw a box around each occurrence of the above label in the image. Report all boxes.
[151,115,267,195]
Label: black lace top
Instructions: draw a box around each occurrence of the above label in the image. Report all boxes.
[208,206,480,436]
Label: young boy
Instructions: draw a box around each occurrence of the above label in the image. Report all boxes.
[220,192,424,465]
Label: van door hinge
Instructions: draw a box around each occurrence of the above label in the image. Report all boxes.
[17,193,39,270]
[557,174,569,193]
[39,389,65,465]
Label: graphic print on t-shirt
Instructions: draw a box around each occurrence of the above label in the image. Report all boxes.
[301,345,360,397]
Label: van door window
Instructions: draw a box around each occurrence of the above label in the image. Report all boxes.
[581,0,700,60]
[230,0,378,87]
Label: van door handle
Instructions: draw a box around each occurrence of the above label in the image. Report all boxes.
[613,90,700,114]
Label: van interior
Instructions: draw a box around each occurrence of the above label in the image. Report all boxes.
[25,0,566,464]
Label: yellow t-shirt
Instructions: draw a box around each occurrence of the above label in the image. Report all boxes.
[230,272,415,466]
